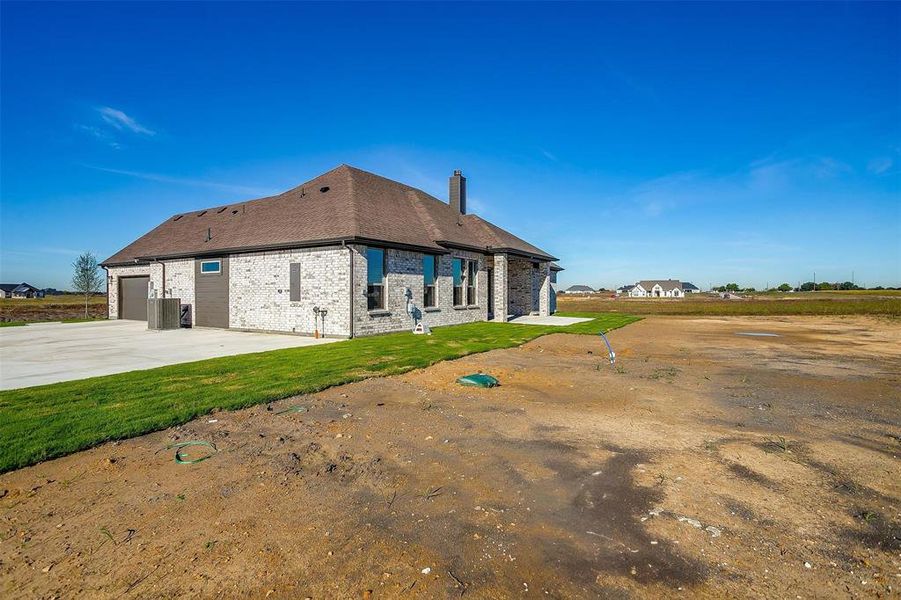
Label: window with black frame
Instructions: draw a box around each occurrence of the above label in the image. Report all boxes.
[423,255,437,307]
[452,258,464,306]
[466,260,477,305]
[367,248,386,310]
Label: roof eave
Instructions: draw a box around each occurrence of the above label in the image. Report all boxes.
[489,246,558,262]
[102,236,451,266]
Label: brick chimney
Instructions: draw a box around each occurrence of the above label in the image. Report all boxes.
[449,170,466,215]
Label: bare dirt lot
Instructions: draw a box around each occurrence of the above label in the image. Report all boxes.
[1,316,899,598]
[0,296,106,324]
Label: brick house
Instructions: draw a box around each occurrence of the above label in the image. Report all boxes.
[101,165,558,337]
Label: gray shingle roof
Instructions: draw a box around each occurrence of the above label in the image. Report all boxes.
[102,165,556,266]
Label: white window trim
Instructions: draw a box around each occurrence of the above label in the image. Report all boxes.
[200,260,221,274]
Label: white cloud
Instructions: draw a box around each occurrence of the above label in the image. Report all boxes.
[74,124,121,149]
[867,157,893,175]
[96,106,155,136]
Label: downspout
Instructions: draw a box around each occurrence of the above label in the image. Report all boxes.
[344,241,354,339]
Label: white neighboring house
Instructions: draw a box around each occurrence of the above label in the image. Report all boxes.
[563,284,595,295]
[629,280,685,298]
[681,282,700,294]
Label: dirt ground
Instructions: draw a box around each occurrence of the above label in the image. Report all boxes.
[1,316,899,598]
[0,296,106,323]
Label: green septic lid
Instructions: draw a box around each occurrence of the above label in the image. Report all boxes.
[456,373,500,388]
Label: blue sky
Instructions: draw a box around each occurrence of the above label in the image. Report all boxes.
[1,1,899,290]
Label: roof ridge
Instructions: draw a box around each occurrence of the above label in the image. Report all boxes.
[407,189,445,242]
[343,166,361,238]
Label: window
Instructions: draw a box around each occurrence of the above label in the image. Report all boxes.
[289,262,301,302]
[452,258,464,306]
[467,260,477,305]
[423,255,437,308]
[367,248,386,310]
[200,260,221,274]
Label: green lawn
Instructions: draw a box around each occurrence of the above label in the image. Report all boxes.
[0,313,638,473]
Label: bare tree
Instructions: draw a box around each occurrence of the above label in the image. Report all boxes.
[72,251,103,319]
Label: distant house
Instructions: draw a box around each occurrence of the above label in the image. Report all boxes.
[0,283,43,299]
[681,282,700,294]
[629,280,684,298]
[563,284,595,294]
[616,284,635,295]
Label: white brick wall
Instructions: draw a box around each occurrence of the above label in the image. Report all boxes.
[229,247,351,337]
[106,260,195,320]
[106,246,550,335]
[160,259,195,319]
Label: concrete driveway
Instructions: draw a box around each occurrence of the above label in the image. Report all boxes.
[0,320,339,390]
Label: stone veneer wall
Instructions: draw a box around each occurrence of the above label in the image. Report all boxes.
[491,253,509,321]
[351,245,489,337]
[228,247,351,337]
[537,262,551,316]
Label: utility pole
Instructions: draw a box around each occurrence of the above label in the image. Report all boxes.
[813,272,816,292]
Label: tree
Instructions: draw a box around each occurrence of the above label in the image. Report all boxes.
[800,281,815,292]
[777,283,792,292]
[725,283,740,292]
[72,251,103,319]
[839,281,857,290]
[817,281,834,291]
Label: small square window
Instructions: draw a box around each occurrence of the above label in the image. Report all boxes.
[200,260,221,274]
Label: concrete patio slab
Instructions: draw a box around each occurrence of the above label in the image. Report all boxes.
[0,320,339,390]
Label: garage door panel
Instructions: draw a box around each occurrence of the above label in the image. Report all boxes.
[120,276,149,321]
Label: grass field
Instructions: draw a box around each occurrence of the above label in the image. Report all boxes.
[558,291,901,317]
[0,313,638,473]
[0,294,107,324]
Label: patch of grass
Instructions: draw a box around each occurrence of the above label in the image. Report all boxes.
[764,436,792,453]
[0,313,639,473]
[60,317,107,324]
[0,321,27,328]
